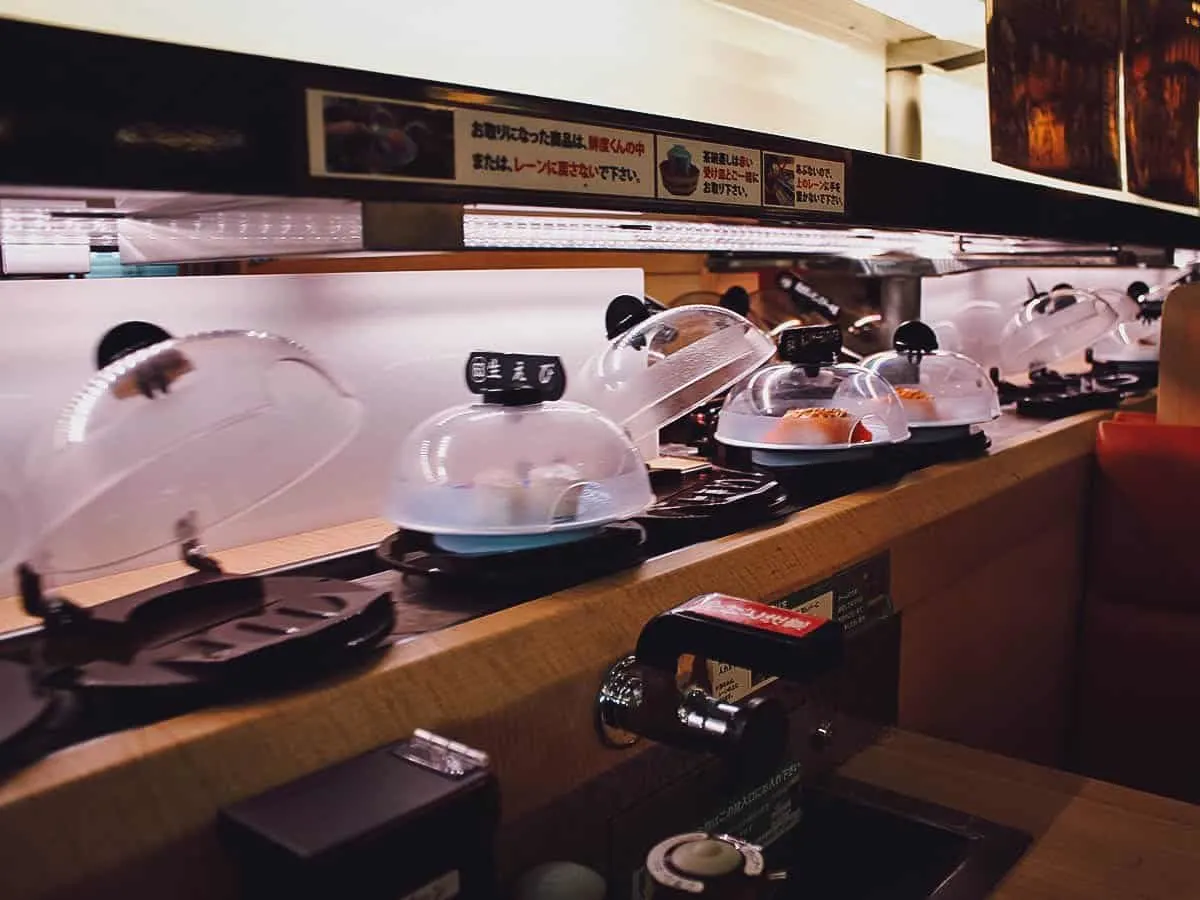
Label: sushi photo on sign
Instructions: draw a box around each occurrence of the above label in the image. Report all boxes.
[659,143,700,196]
[321,96,456,179]
[763,153,795,207]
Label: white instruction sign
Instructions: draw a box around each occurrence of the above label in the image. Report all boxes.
[762,152,846,214]
[654,137,761,206]
[308,90,655,198]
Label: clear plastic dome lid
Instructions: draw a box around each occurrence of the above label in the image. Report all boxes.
[577,302,776,444]
[861,321,1000,427]
[716,325,910,449]
[1090,285,1164,363]
[1090,317,1161,362]
[998,287,1121,376]
[20,330,362,578]
[386,352,654,536]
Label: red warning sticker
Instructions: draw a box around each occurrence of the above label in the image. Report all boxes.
[677,593,829,637]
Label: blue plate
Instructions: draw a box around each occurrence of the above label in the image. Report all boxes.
[432,528,603,556]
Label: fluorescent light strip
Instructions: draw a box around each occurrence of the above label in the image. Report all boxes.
[462,213,1109,258]
[462,213,958,255]
[0,205,119,245]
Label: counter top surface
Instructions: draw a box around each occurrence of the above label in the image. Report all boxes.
[841,729,1200,900]
[0,410,1086,635]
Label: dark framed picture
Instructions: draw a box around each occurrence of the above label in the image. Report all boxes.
[321,95,456,179]
[987,0,1121,189]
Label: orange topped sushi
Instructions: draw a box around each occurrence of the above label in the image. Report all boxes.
[766,407,873,445]
[894,386,937,423]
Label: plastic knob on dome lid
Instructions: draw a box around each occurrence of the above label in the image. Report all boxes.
[605,294,659,341]
[715,324,909,450]
[997,287,1121,376]
[577,303,776,445]
[385,351,654,552]
[776,323,842,368]
[862,321,1000,428]
[17,329,362,580]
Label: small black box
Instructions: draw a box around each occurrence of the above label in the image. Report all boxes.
[219,730,499,900]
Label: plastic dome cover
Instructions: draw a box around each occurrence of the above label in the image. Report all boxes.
[716,324,910,449]
[1090,285,1164,363]
[862,321,1000,427]
[577,304,776,444]
[997,287,1120,376]
[1090,317,1161,363]
[385,399,654,536]
[19,330,362,578]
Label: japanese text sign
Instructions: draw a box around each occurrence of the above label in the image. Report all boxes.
[654,137,762,206]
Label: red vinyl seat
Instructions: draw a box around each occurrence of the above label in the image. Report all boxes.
[1073,412,1200,803]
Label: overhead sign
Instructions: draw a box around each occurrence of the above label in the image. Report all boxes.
[653,137,761,206]
[306,88,847,215]
[307,90,654,198]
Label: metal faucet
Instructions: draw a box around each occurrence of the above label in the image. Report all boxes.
[595,594,844,768]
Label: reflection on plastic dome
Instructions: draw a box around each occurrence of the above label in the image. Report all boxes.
[998,287,1120,376]
[386,398,653,536]
[578,304,775,444]
[717,362,910,449]
[20,330,362,577]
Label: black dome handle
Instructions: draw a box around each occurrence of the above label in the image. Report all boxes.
[893,320,938,361]
[776,324,841,367]
[465,351,565,405]
[719,285,751,318]
[605,294,655,339]
[95,321,173,370]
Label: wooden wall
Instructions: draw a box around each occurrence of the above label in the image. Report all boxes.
[895,455,1088,766]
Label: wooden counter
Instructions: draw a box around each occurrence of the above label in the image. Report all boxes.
[0,409,1126,899]
[842,730,1200,899]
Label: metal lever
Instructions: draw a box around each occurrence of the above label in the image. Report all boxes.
[596,594,843,766]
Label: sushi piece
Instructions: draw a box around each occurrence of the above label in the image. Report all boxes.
[528,462,584,523]
[766,407,873,446]
[111,349,195,399]
[472,468,527,526]
[894,386,938,423]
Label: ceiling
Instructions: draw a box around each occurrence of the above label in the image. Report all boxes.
[714,0,986,53]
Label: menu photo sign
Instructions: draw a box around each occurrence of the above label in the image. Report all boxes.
[762,151,846,214]
[306,88,849,214]
[307,89,655,198]
[653,137,761,206]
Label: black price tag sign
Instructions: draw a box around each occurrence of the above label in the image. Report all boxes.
[777,324,841,363]
[464,351,566,400]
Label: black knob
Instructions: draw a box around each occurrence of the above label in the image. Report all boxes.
[1127,280,1151,302]
[892,320,938,359]
[605,294,654,339]
[720,286,751,318]
[465,352,565,401]
[95,321,173,370]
